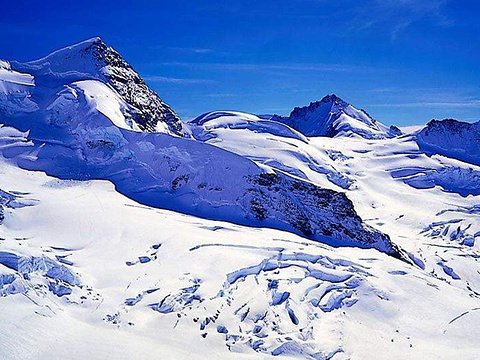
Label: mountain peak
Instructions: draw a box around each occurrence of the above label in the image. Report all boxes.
[417,118,480,166]
[280,94,400,139]
[290,94,349,119]
[20,36,111,72]
[83,36,105,45]
[10,38,190,137]
[64,36,106,50]
[320,93,348,106]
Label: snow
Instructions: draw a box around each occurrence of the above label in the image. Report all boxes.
[190,111,353,191]
[9,37,190,137]
[0,158,479,359]
[417,118,480,166]
[0,66,34,87]
[72,80,142,131]
[0,64,38,116]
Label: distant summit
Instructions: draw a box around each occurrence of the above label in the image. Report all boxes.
[417,118,480,166]
[276,94,401,139]
[11,37,190,137]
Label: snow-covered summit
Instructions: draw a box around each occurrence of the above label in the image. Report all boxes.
[277,94,402,139]
[417,118,480,166]
[9,37,190,136]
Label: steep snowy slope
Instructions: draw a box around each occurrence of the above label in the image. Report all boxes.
[8,37,190,136]
[268,94,401,139]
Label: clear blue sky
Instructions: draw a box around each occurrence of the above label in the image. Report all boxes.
[1,0,479,126]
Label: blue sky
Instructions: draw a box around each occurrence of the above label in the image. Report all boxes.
[1,0,479,125]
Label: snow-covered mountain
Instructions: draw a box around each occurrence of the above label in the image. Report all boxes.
[0,40,399,257]
[417,118,480,166]
[1,39,480,360]
[6,37,190,136]
[267,94,402,139]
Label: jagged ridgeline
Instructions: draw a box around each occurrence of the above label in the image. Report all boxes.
[10,37,190,137]
[267,94,402,139]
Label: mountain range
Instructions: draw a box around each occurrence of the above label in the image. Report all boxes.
[1,38,479,360]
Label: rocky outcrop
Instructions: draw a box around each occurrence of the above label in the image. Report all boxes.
[246,172,400,256]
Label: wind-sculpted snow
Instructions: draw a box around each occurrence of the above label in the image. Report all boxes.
[0,251,80,297]
[274,94,401,139]
[392,166,480,197]
[7,37,189,137]
[417,119,480,166]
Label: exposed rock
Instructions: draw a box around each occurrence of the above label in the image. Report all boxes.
[246,172,400,257]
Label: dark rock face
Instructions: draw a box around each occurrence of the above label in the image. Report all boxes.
[287,95,349,137]
[289,95,349,120]
[246,172,401,258]
[389,125,403,137]
[417,119,480,166]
